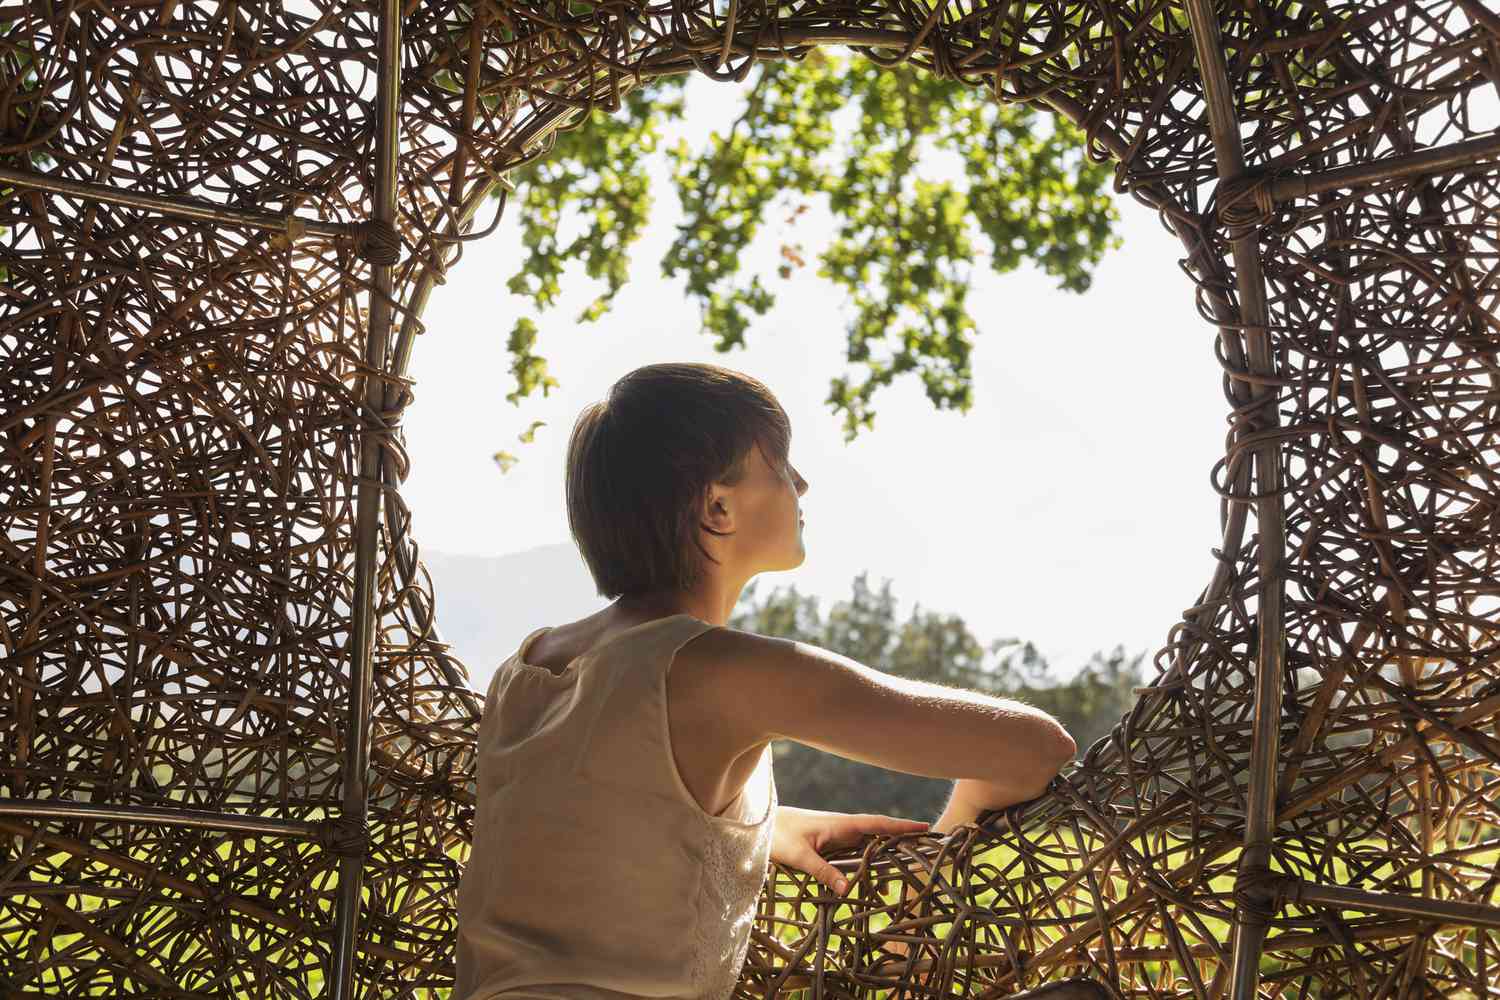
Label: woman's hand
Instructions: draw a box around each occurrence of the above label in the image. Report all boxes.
[769,805,929,897]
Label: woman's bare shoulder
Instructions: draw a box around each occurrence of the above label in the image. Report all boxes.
[675,626,825,748]
[682,622,799,670]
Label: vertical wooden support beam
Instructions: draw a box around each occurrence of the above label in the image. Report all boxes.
[1179,3,1289,998]
[330,1,402,997]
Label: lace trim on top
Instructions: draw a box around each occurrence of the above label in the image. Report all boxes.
[691,746,778,1000]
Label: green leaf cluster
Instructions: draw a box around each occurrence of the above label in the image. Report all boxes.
[493,51,1120,462]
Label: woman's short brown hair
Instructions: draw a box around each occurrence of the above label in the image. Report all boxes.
[565,362,792,599]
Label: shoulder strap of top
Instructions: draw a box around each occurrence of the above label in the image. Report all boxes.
[603,613,721,687]
[567,614,723,804]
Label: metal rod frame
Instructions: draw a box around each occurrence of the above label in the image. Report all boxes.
[1180,3,1290,999]
[1270,131,1500,201]
[1286,878,1500,930]
[0,798,321,839]
[328,2,403,997]
[0,163,358,241]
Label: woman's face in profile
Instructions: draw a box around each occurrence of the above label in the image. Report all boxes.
[753,441,808,566]
[708,439,808,573]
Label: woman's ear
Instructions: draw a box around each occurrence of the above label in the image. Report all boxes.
[701,486,730,529]
[712,491,734,526]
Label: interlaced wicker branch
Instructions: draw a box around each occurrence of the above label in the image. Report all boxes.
[1,0,1497,997]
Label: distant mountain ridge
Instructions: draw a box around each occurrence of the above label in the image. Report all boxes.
[419,542,604,693]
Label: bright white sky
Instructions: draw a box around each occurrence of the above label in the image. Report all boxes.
[401,69,1230,676]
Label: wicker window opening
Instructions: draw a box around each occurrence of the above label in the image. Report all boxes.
[1,1,1498,998]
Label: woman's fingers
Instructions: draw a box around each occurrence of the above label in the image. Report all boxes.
[842,815,929,840]
[808,816,931,897]
[828,816,929,850]
[803,851,850,894]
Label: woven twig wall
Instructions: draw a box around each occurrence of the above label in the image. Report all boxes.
[0,1,1497,998]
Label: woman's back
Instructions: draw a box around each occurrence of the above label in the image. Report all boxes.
[523,613,770,819]
[454,613,777,1000]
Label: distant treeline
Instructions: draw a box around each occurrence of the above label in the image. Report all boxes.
[727,572,1148,822]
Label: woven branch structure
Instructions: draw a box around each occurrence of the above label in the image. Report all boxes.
[1,0,1498,997]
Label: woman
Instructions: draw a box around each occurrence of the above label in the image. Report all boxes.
[454,362,1076,999]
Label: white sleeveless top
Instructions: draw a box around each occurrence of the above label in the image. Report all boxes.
[455,614,778,1000]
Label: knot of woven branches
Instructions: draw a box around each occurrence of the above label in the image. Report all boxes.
[357,219,402,265]
[412,776,455,799]
[358,384,415,483]
[317,815,371,857]
[269,216,308,252]
[1232,863,1288,925]
[1217,172,1278,240]
[199,886,235,922]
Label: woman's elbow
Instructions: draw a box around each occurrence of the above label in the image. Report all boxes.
[1051,726,1077,764]
[1036,723,1076,777]
[1015,725,1076,800]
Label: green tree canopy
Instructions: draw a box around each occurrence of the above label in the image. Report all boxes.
[484,50,1121,467]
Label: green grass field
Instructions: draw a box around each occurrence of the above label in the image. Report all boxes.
[4,829,1497,998]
